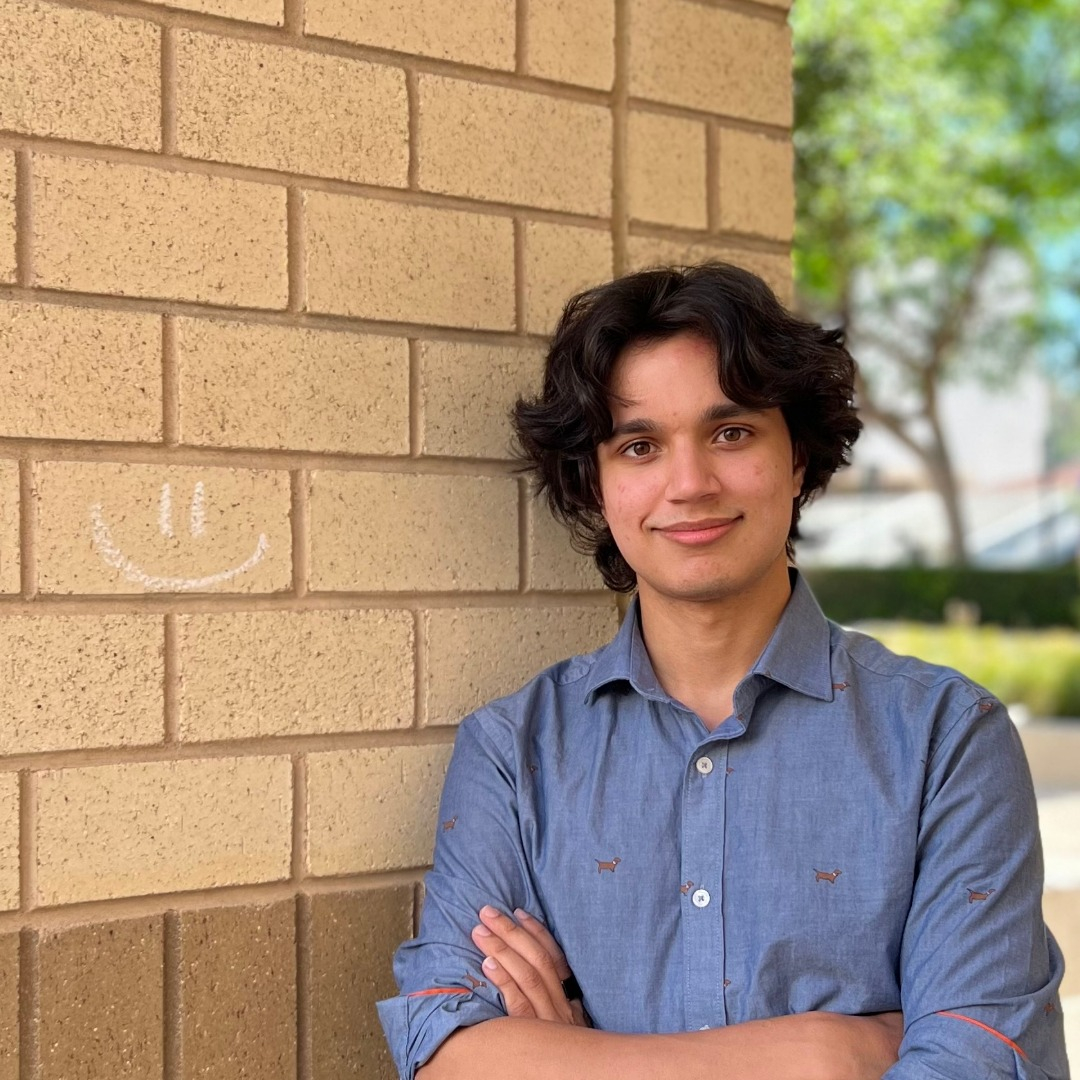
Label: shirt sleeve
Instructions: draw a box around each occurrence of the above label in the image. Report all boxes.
[377,711,541,1080]
[883,693,1070,1080]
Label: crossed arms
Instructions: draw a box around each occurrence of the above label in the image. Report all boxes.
[378,696,1068,1080]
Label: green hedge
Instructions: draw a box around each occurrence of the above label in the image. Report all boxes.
[862,623,1080,719]
[803,566,1080,628]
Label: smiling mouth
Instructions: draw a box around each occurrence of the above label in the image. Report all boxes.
[654,518,740,544]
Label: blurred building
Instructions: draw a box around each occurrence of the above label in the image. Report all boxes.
[800,370,1080,568]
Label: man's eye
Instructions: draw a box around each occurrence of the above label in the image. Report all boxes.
[622,440,654,458]
[718,427,748,443]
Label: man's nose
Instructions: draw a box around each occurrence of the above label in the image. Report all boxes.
[665,443,719,500]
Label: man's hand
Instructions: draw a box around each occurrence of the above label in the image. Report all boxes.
[470,906,589,1027]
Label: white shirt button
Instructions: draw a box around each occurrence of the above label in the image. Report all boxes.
[691,888,711,908]
[695,757,714,775]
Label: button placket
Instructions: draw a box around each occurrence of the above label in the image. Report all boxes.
[681,738,730,1032]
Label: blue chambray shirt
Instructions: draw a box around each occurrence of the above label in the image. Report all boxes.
[378,573,1069,1079]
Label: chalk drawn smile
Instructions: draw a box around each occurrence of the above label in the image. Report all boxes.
[89,482,269,591]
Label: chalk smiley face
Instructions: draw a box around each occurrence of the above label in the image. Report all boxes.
[90,480,269,592]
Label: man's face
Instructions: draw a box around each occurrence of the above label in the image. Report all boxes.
[597,332,804,608]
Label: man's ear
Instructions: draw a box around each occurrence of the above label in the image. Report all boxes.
[791,447,807,498]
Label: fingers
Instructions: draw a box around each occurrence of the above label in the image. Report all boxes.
[470,906,574,1024]
[477,954,537,1019]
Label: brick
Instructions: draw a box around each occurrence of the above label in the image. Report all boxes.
[0,935,16,1080]
[36,461,291,594]
[36,756,292,905]
[309,471,518,592]
[628,0,793,127]
[0,302,161,442]
[178,610,414,740]
[528,498,605,591]
[39,917,163,1080]
[1045,890,1080,997]
[177,319,409,454]
[627,111,707,229]
[0,1,159,150]
[524,0,615,90]
[178,902,296,1080]
[418,76,611,216]
[175,32,407,186]
[307,744,452,874]
[150,0,281,23]
[0,774,16,911]
[306,192,515,329]
[0,616,162,755]
[0,460,18,594]
[310,888,413,1080]
[305,0,514,71]
[0,153,13,283]
[718,128,794,241]
[419,340,543,459]
[625,235,793,306]
[424,605,618,724]
[32,155,288,308]
[523,221,613,335]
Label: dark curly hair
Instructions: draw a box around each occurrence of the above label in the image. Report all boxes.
[511,262,862,592]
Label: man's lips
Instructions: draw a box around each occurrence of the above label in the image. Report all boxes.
[653,517,740,544]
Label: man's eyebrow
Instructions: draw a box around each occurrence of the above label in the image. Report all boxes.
[700,402,766,423]
[607,403,764,441]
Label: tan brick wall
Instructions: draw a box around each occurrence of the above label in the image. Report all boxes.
[0,0,792,1073]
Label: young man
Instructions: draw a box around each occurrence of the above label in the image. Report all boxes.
[378,264,1068,1079]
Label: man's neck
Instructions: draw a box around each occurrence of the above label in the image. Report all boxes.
[637,567,794,730]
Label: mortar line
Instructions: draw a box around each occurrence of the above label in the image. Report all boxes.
[0,133,615,227]
[513,218,527,333]
[408,340,423,458]
[290,469,310,597]
[19,771,36,913]
[515,0,529,74]
[295,893,313,1080]
[14,150,32,288]
[0,589,614,618]
[405,68,420,190]
[706,121,720,234]
[625,99,790,138]
[162,911,182,1080]
[18,459,36,600]
[518,478,531,593]
[291,754,307,881]
[0,726,460,775]
[0,282,562,347]
[0,438,524,476]
[160,26,177,155]
[0,871,432,935]
[161,315,179,446]
[413,608,426,728]
[611,0,630,275]
[286,187,307,314]
[283,0,304,37]
[18,926,39,1080]
[682,0,791,22]
[163,614,180,743]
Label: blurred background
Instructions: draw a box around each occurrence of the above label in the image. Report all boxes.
[789,0,1080,1057]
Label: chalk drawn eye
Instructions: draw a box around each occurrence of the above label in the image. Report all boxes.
[90,482,268,592]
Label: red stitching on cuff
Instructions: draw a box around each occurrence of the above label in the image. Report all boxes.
[936,1011,1028,1060]
[407,988,472,999]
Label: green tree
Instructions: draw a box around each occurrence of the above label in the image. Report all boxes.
[793,0,1080,563]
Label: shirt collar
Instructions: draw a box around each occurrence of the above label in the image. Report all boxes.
[583,570,835,705]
